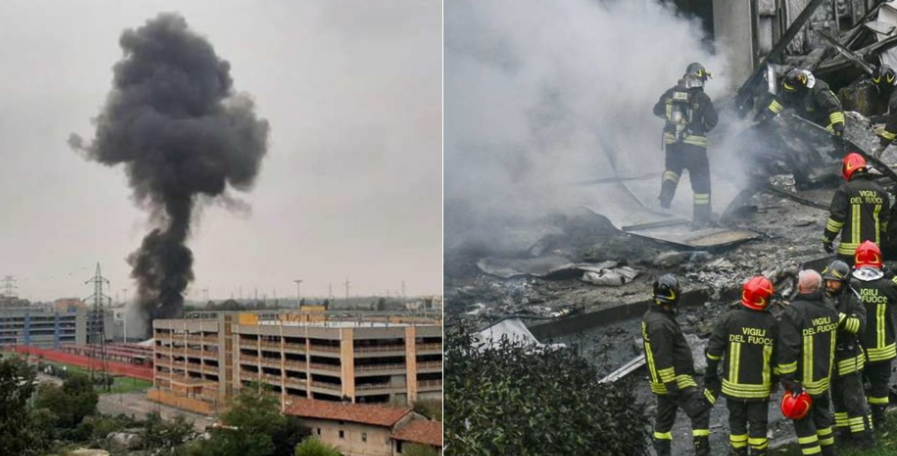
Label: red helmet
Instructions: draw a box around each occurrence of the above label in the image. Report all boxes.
[741,276,774,311]
[842,153,867,181]
[781,390,813,420]
[855,241,883,269]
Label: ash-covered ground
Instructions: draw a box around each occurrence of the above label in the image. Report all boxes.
[445,160,897,455]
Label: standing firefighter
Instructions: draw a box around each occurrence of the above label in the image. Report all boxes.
[653,62,719,228]
[851,241,897,430]
[822,260,874,447]
[823,153,890,265]
[705,276,778,456]
[642,274,712,456]
[777,270,840,456]
[871,65,897,159]
[755,69,845,137]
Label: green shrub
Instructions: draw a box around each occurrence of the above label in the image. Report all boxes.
[444,324,650,455]
[294,437,341,456]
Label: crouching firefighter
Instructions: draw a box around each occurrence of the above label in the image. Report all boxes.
[851,241,897,431]
[823,153,890,265]
[642,274,712,456]
[755,69,845,138]
[653,62,719,228]
[705,276,778,456]
[822,260,874,447]
[777,270,840,456]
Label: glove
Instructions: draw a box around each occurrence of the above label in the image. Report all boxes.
[704,374,721,397]
[823,239,834,254]
[754,109,773,124]
[833,123,845,138]
[664,380,680,397]
[781,377,803,396]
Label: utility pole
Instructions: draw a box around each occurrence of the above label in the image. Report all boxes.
[84,263,110,391]
[294,279,303,309]
[344,278,351,304]
[1,276,17,299]
[202,288,209,303]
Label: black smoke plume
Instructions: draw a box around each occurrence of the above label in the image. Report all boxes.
[72,13,269,330]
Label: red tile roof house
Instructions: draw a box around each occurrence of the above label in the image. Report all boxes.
[285,399,443,456]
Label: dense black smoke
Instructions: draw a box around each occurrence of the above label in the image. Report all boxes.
[72,13,269,329]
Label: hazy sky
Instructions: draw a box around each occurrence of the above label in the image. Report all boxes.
[0,0,442,302]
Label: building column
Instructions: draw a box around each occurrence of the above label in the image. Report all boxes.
[405,326,418,403]
[54,313,61,349]
[340,328,355,402]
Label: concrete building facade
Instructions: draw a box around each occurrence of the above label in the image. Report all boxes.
[150,312,442,415]
[0,306,113,348]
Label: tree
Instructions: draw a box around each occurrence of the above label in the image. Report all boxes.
[143,412,195,452]
[412,399,442,422]
[294,437,341,456]
[403,444,438,456]
[187,386,298,456]
[35,372,99,429]
[444,325,650,455]
[0,356,45,456]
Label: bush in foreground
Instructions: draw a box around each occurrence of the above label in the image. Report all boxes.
[444,325,650,455]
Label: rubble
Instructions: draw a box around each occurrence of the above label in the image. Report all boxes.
[445,3,897,454]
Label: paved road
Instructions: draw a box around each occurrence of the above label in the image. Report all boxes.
[98,392,211,431]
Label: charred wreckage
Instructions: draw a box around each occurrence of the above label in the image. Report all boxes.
[446,1,897,454]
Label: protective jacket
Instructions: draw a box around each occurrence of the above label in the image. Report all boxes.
[777,290,840,395]
[653,84,718,148]
[764,79,845,132]
[642,305,698,395]
[853,267,897,363]
[824,175,890,256]
[828,288,867,376]
[705,306,779,400]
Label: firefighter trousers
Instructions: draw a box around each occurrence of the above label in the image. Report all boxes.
[659,143,711,223]
[792,392,835,456]
[653,386,711,456]
[726,398,769,455]
[831,372,871,437]
[863,359,892,429]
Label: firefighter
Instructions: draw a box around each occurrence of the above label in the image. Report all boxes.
[755,68,845,137]
[823,153,890,265]
[851,241,897,431]
[777,270,840,456]
[642,274,712,456]
[653,62,719,228]
[704,276,778,456]
[871,65,897,159]
[822,260,874,447]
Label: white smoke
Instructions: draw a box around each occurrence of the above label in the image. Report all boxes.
[445,0,734,250]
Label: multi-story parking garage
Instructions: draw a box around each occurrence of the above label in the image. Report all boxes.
[150,312,442,415]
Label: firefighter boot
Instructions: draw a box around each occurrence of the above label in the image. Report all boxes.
[653,438,672,456]
[728,446,747,456]
[871,405,888,432]
[820,444,837,456]
[694,436,710,456]
[749,447,767,456]
[659,187,674,209]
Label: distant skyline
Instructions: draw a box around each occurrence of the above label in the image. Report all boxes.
[0,1,442,301]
